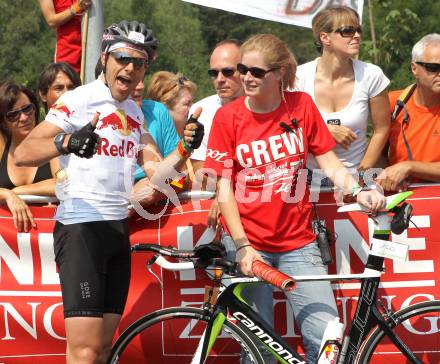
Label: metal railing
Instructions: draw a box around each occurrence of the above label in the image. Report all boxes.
[10,182,440,206]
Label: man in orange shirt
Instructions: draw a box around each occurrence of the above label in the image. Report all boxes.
[378,34,440,192]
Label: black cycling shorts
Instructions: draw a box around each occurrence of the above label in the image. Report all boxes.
[53,219,131,318]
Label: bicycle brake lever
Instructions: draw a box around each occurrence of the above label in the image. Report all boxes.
[147,255,163,289]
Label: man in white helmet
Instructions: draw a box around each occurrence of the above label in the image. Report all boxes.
[15,20,203,364]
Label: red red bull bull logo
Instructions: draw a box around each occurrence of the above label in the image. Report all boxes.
[320,344,339,363]
[50,102,72,118]
[97,108,141,136]
[96,137,136,158]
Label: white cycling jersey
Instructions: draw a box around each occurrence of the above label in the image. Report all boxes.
[46,78,146,224]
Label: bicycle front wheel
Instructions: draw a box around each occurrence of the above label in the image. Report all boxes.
[357,300,440,364]
[108,306,264,364]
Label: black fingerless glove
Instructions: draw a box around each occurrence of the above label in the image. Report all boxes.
[67,122,101,158]
[186,115,204,150]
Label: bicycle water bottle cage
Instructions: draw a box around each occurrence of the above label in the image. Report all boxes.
[390,203,413,235]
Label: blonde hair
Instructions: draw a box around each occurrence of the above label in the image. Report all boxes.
[241,34,297,90]
[146,71,197,109]
[312,6,360,47]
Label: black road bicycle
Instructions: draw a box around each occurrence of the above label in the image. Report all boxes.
[108,191,440,364]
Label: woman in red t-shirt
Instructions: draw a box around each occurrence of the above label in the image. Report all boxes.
[39,0,92,73]
[204,34,386,363]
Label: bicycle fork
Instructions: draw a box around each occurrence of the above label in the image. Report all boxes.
[190,284,224,364]
[338,214,390,363]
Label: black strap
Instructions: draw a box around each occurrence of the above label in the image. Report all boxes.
[391,84,417,161]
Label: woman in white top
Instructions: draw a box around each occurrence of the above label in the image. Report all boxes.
[296,6,390,186]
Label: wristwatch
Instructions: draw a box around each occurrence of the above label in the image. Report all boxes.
[54,133,69,155]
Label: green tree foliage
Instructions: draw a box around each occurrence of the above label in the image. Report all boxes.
[197,7,316,65]
[361,1,440,90]
[0,1,54,89]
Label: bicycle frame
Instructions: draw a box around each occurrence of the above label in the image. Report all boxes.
[196,260,385,364]
[195,198,418,363]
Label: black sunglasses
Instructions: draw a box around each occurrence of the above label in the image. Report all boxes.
[110,52,149,70]
[237,63,278,78]
[207,68,236,78]
[334,26,362,38]
[177,75,188,85]
[6,103,35,122]
[416,62,440,73]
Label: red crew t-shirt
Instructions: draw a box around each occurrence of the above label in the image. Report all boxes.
[204,91,335,252]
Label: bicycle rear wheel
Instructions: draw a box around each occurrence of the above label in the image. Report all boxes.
[108,306,264,364]
[357,300,440,364]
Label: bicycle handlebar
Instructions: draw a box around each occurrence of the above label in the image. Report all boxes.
[252,260,296,291]
[131,243,296,291]
[154,256,195,271]
[132,243,238,275]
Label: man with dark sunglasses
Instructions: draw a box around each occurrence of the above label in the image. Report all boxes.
[14,20,203,364]
[378,33,440,191]
[190,39,243,171]
[190,39,244,227]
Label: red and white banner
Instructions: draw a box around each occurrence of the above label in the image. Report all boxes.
[182,0,364,28]
[0,186,439,363]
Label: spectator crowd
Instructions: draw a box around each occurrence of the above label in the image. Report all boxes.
[1,3,439,364]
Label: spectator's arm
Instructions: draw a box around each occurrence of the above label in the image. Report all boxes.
[359,89,391,170]
[377,161,440,192]
[133,132,189,205]
[12,178,56,197]
[132,132,165,206]
[39,0,91,28]
[14,121,65,167]
[315,150,360,194]
[0,188,36,232]
[10,157,59,197]
[216,177,262,277]
[191,159,204,174]
[39,0,75,28]
[406,161,440,181]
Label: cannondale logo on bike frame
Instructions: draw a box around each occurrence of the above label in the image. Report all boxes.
[233,312,307,364]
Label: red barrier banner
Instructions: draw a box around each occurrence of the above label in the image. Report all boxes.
[0,186,439,363]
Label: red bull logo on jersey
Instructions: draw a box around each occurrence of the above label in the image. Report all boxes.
[97,108,141,136]
[50,102,72,118]
[96,138,136,158]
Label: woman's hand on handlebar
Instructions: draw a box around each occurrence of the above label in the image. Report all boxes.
[356,188,386,212]
[236,244,263,277]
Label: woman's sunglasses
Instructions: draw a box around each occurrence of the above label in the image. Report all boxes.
[237,63,278,78]
[334,26,363,38]
[416,62,440,73]
[207,68,236,78]
[177,75,188,85]
[110,52,149,70]
[6,103,35,122]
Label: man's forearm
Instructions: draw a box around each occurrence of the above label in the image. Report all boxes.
[14,137,61,167]
[408,161,440,182]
